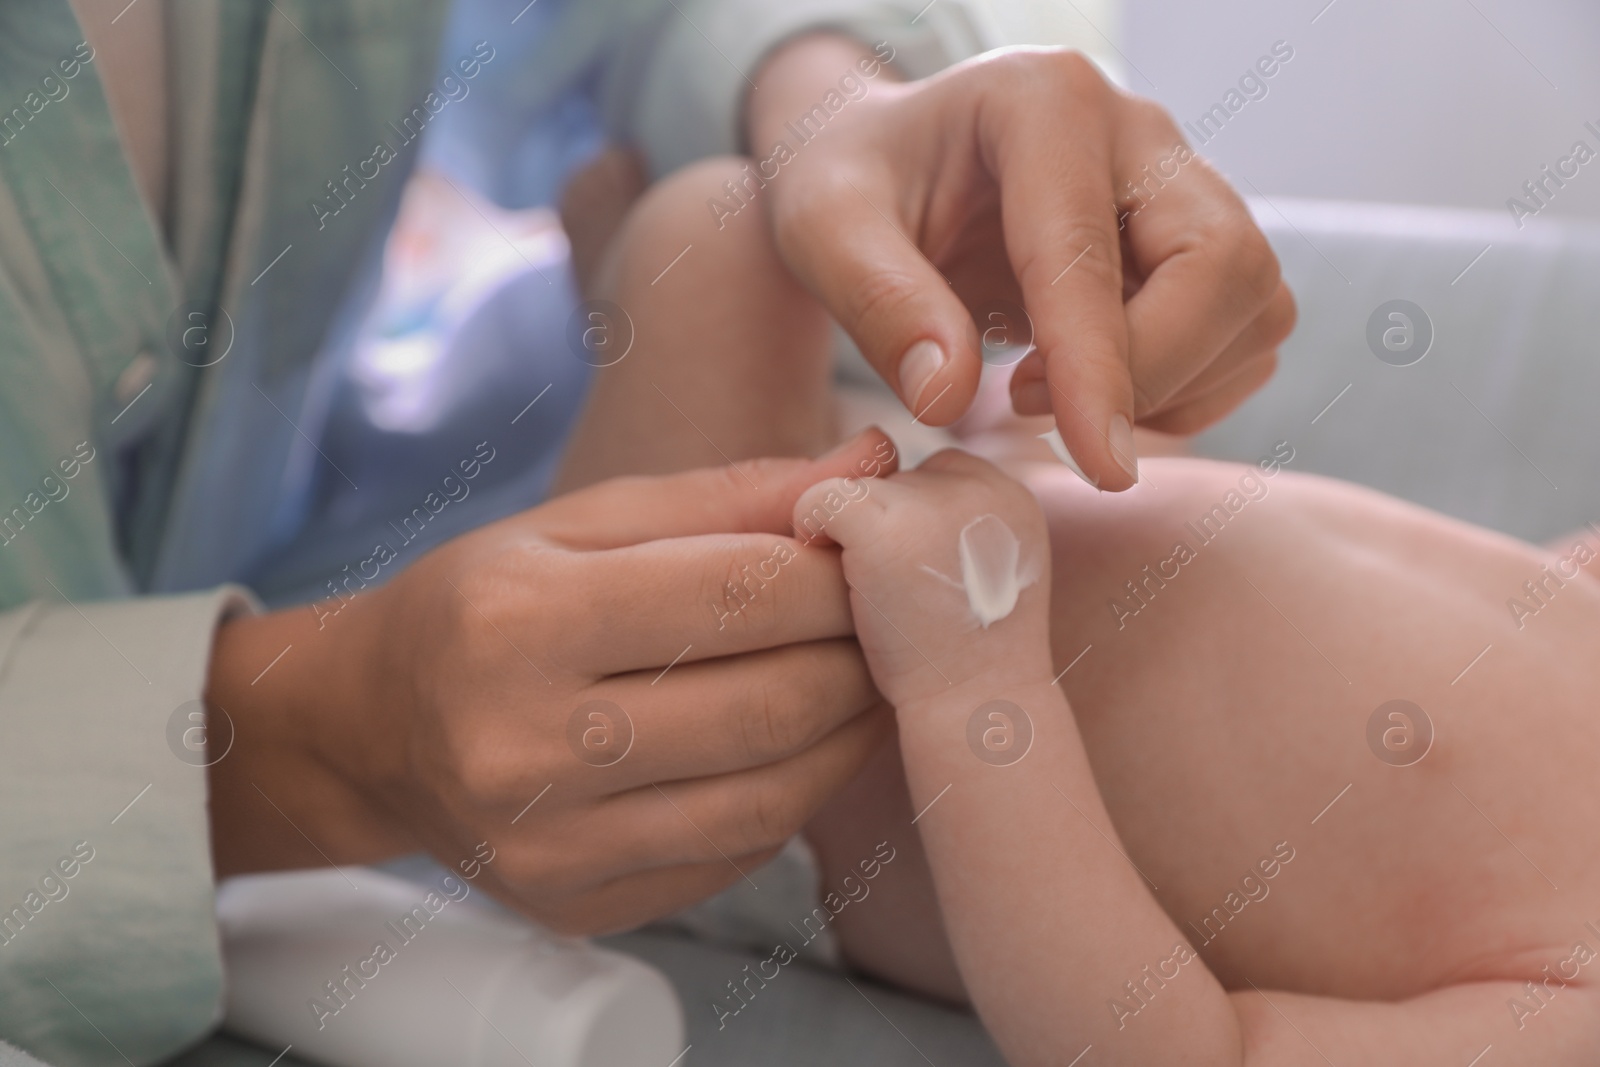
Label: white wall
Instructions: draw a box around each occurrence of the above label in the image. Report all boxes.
[992,0,1600,223]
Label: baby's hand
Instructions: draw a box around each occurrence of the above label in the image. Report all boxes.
[794,449,1053,711]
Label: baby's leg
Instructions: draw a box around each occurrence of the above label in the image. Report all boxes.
[551,157,836,494]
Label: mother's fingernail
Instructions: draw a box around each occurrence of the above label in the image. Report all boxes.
[898,339,947,411]
[1108,413,1139,482]
[1038,427,1096,487]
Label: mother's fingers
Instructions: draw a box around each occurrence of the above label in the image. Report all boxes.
[566,531,857,675]
[1114,104,1284,416]
[1147,280,1296,416]
[576,638,880,792]
[1138,349,1279,437]
[983,52,1136,491]
[771,162,982,426]
[509,434,902,676]
[533,426,899,550]
[591,702,894,876]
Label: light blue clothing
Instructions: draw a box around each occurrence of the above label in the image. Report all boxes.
[421,0,608,208]
[0,0,988,1063]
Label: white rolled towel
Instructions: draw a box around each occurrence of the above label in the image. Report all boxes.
[218,867,684,1067]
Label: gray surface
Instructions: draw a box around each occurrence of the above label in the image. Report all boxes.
[1198,198,1600,544]
[163,1034,296,1067]
[158,930,1002,1067]
[0,1040,50,1067]
[604,930,1005,1067]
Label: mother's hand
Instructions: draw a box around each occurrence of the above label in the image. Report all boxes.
[206,433,896,935]
[749,36,1296,490]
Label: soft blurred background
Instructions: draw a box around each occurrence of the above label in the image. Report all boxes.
[1005,0,1600,220]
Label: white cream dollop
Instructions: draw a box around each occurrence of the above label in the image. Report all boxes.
[959,514,1030,628]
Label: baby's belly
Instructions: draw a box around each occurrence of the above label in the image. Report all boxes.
[1034,460,1600,999]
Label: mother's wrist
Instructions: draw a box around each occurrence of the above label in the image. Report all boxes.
[203,597,411,875]
[206,608,317,752]
[743,31,901,157]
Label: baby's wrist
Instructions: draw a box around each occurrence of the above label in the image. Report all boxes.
[894,659,1060,725]
[869,621,1054,715]
[893,673,1067,780]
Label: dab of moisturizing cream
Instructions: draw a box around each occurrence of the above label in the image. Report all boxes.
[958,514,1033,627]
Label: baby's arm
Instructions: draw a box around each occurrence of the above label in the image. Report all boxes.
[798,451,1600,1066]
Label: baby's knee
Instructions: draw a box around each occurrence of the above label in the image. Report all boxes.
[620,157,765,250]
[606,156,797,298]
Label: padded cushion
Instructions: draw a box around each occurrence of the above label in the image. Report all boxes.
[1196,198,1600,544]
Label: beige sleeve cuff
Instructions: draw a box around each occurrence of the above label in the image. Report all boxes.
[603,0,996,178]
[0,586,258,1066]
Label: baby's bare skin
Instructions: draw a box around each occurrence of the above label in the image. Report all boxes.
[1045,461,1600,998]
[804,453,1600,1065]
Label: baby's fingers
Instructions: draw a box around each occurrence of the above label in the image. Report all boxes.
[793,476,892,549]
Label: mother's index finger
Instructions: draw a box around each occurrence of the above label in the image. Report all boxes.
[985,54,1138,490]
